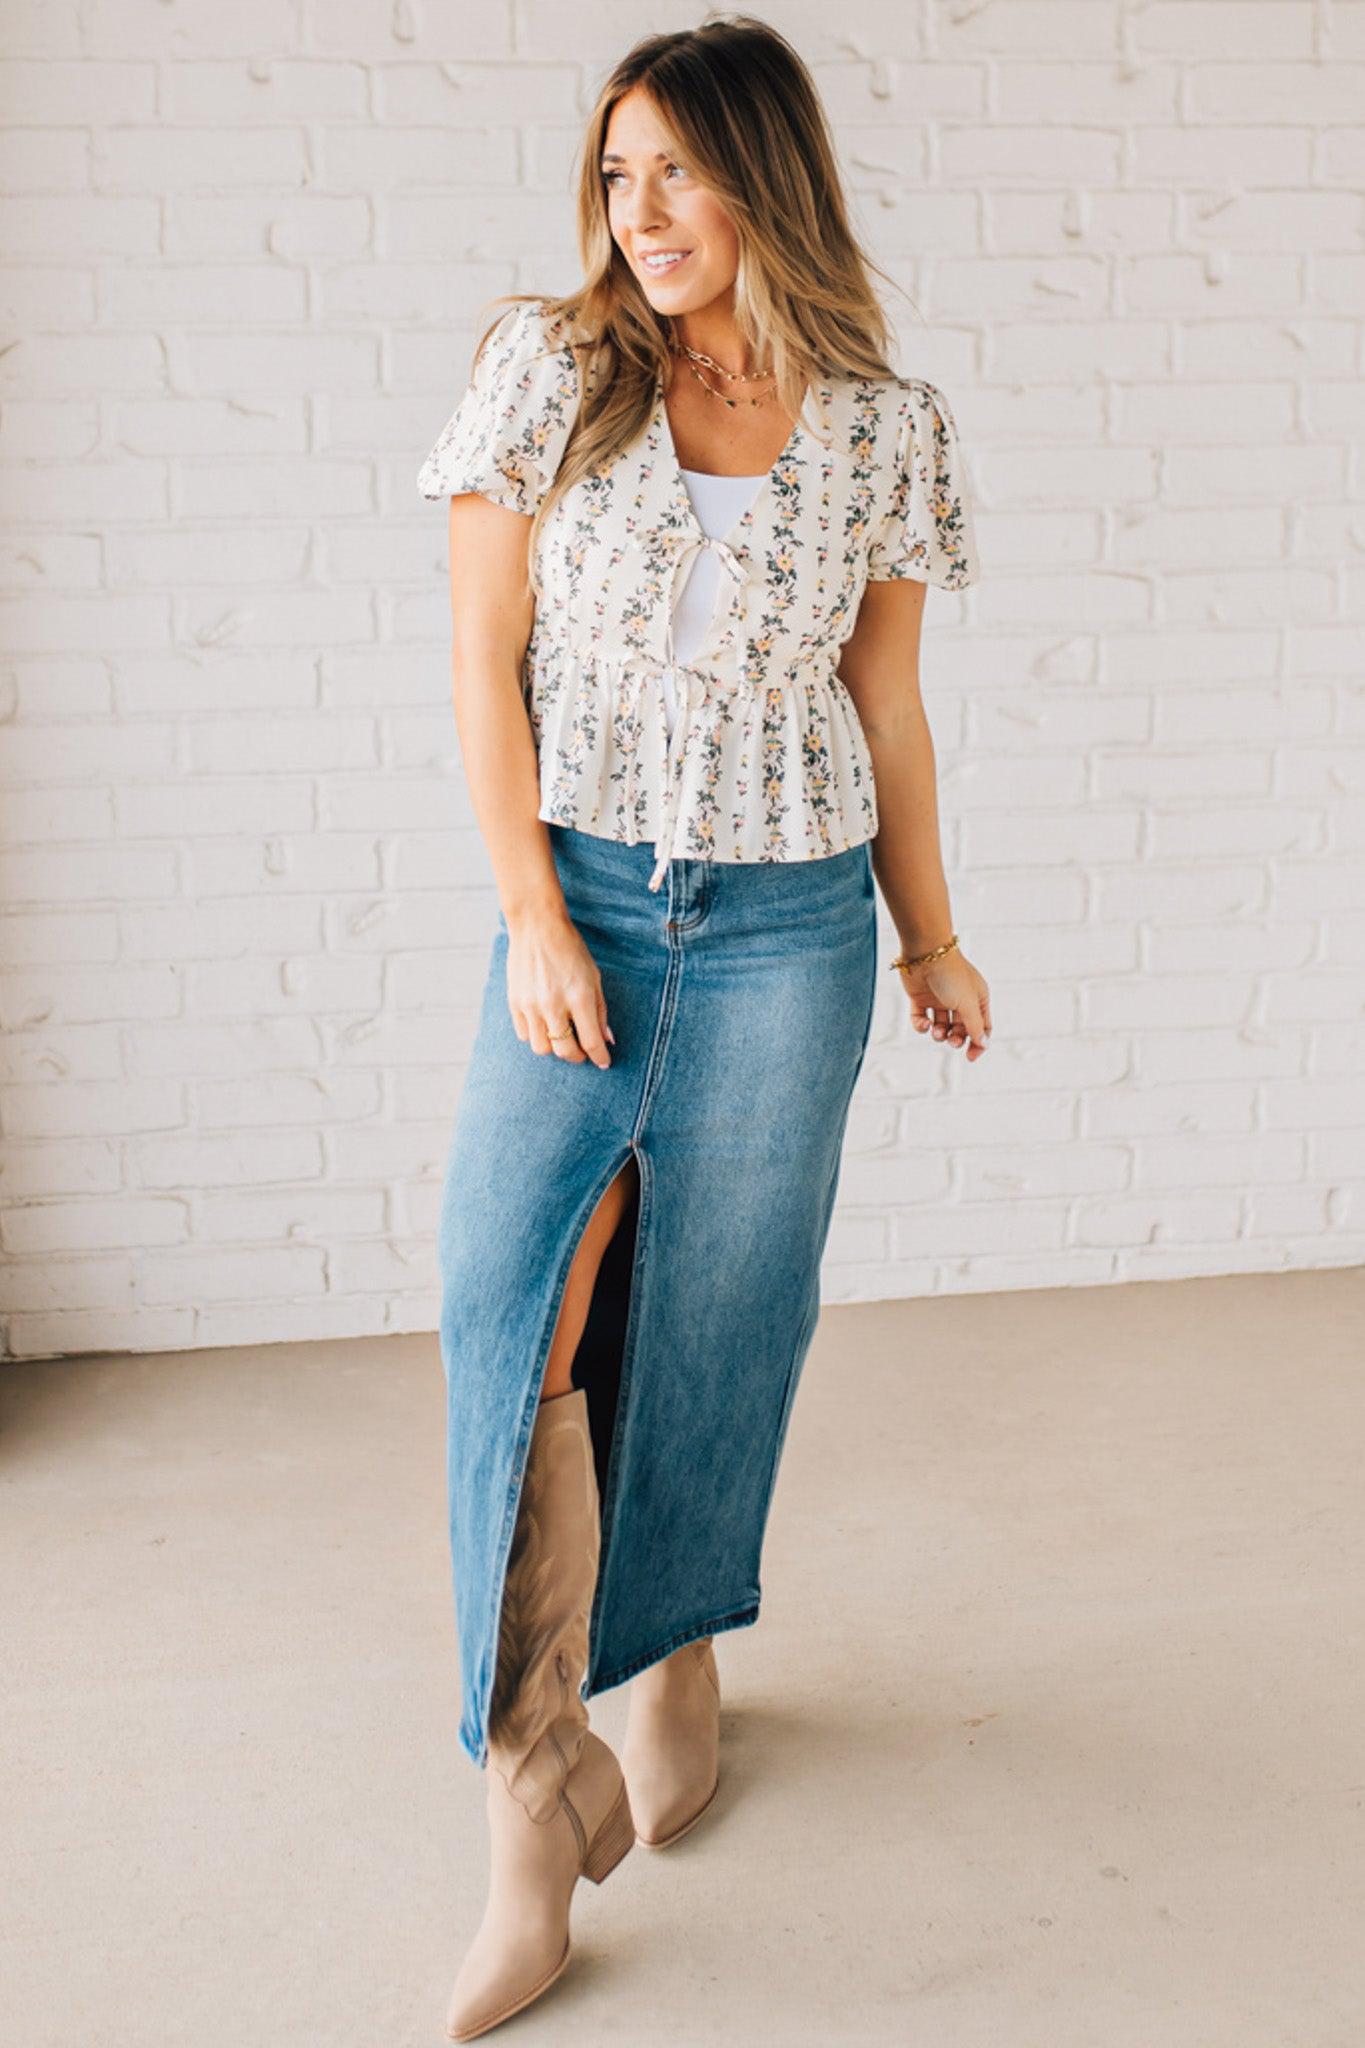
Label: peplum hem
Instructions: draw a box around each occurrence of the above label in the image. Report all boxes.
[526,647,881,891]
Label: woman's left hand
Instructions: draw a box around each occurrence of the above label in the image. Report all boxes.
[895,947,991,1061]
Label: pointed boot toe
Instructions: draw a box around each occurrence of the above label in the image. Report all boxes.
[445,1891,570,2043]
[443,1778,574,2041]
[621,1636,721,1847]
[445,1733,631,2041]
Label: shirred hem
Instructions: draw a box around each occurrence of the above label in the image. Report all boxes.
[525,630,881,886]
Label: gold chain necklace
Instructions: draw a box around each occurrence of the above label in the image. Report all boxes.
[677,339,774,383]
[671,340,777,412]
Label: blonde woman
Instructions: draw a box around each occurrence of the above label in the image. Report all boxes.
[417,16,990,2040]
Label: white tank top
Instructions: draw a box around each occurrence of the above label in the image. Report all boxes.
[662,467,766,736]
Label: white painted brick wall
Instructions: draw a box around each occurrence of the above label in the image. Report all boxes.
[2,2,1362,1360]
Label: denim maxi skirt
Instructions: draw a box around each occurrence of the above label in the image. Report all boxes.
[437,822,878,1767]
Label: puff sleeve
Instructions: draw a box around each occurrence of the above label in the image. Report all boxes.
[417,298,580,515]
[866,378,981,590]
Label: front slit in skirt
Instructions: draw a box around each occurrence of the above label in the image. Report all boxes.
[436,822,878,1767]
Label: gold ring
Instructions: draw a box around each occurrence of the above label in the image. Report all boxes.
[548,1022,576,1041]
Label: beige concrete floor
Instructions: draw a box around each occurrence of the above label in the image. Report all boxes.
[3,1267,1363,2048]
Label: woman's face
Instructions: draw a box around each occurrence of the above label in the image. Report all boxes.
[600,86,739,317]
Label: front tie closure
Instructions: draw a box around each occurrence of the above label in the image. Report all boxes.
[625,522,753,894]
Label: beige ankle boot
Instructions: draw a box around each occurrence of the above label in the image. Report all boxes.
[445,1388,634,2044]
[620,1636,721,1847]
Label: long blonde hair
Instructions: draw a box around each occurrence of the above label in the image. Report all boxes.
[466,15,909,593]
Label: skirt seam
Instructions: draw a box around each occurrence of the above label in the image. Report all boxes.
[584,1136,656,1693]
[586,935,685,1688]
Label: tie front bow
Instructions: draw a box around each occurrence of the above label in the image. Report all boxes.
[626,522,754,669]
[627,520,751,583]
[623,522,758,893]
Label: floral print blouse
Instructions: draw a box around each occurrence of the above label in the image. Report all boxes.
[418,298,981,894]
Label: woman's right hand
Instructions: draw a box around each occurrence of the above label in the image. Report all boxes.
[505,910,615,1068]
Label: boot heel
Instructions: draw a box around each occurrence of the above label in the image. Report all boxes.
[581,1782,634,1884]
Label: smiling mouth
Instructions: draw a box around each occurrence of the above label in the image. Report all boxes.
[639,249,692,275]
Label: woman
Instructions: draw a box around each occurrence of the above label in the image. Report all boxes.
[417,17,990,2041]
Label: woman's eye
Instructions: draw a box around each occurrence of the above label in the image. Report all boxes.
[602,163,687,189]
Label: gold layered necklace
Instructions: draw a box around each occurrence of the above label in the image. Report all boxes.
[670,335,777,411]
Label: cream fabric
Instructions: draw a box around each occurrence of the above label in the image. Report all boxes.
[419,298,981,892]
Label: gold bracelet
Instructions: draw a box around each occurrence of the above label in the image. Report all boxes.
[889,932,959,973]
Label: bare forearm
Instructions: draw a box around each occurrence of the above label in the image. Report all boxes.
[452,657,569,931]
[863,699,955,952]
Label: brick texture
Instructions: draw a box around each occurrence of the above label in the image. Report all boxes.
[2,3,1362,1358]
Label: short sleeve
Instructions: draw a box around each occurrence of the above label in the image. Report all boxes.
[866,378,981,590]
[417,298,580,515]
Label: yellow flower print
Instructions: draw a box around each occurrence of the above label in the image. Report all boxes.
[430,332,976,882]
